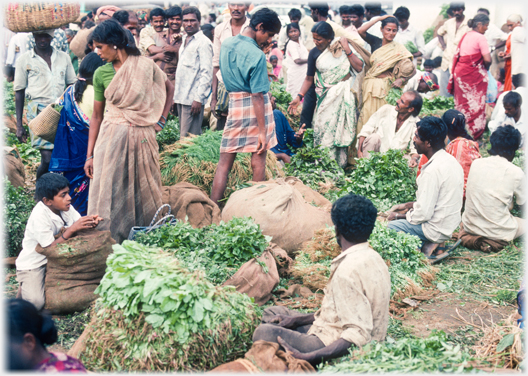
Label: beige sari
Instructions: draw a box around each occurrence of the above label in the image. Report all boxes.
[88,55,167,243]
[357,42,415,132]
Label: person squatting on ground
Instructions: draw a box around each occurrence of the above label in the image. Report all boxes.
[252,193,391,367]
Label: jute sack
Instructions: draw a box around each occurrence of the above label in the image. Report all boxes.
[221,180,333,256]
[162,182,221,228]
[222,249,279,306]
[36,228,115,314]
[209,340,315,373]
[3,146,25,187]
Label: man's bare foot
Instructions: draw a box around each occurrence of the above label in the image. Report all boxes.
[421,242,439,257]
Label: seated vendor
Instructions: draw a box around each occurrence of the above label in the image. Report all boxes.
[357,90,422,163]
[387,116,464,259]
[252,194,391,366]
[402,71,439,99]
[269,96,305,164]
[488,91,526,147]
[462,125,525,242]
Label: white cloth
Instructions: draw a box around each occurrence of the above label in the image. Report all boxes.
[437,17,470,71]
[484,23,507,49]
[394,24,425,55]
[491,87,528,121]
[357,104,419,154]
[174,30,213,106]
[14,47,77,105]
[462,156,526,241]
[16,201,81,271]
[6,32,30,66]
[327,19,365,46]
[299,16,315,50]
[488,110,526,147]
[368,20,383,39]
[213,17,251,82]
[3,26,15,64]
[307,242,391,347]
[284,40,308,97]
[423,37,443,60]
[511,26,525,75]
[406,149,464,243]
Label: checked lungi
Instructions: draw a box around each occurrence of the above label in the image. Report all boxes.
[220,92,277,154]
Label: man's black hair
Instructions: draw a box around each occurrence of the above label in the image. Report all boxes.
[331,194,377,244]
[4,64,15,79]
[201,24,214,41]
[503,91,522,108]
[424,59,435,68]
[477,8,490,15]
[87,11,93,19]
[394,6,410,20]
[35,173,70,202]
[249,7,282,34]
[311,21,335,40]
[449,2,465,11]
[433,56,442,68]
[309,3,329,18]
[288,8,302,21]
[339,5,350,15]
[407,90,423,116]
[364,2,382,13]
[84,20,95,29]
[182,6,201,22]
[81,15,88,23]
[149,7,166,20]
[349,4,365,17]
[512,73,525,88]
[165,5,183,19]
[489,125,522,161]
[416,116,447,151]
[112,10,132,26]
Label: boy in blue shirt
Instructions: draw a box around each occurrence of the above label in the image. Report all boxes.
[270,96,306,164]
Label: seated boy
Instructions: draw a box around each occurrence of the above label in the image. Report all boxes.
[16,173,103,311]
[269,96,306,164]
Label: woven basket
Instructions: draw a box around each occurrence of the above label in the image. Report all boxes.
[5,3,80,33]
[28,103,61,143]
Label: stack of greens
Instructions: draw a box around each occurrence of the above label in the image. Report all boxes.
[4,81,15,115]
[156,114,180,151]
[3,178,35,257]
[134,216,270,285]
[404,41,419,55]
[385,87,403,106]
[270,81,298,127]
[81,241,259,371]
[420,96,455,117]
[339,149,417,212]
[423,27,434,44]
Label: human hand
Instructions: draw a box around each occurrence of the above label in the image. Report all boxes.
[153,52,165,62]
[277,336,311,361]
[408,154,420,168]
[210,96,219,118]
[71,216,99,233]
[339,36,349,50]
[294,123,307,139]
[269,314,299,329]
[288,96,301,115]
[190,100,202,116]
[84,158,94,179]
[392,78,403,88]
[16,125,28,143]
[357,149,364,158]
[257,131,266,154]
[387,212,400,221]
[262,44,272,54]
[91,215,104,227]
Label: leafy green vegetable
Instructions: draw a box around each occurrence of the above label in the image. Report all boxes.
[270,81,292,108]
[385,87,403,106]
[3,178,35,257]
[4,81,15,115]
[339,149,417,212]
[440,3,450,19]
[420,96,455,117]
[156,114,180,151]
[405,41,419,54]
[512,149,524,169]
[423,27,435,44]
[320,330,476,373]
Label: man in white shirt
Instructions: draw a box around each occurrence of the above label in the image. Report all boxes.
[491,74,527,122]
[437,2,469,97]
[308,3,364,46]
[477,8,507,78]
[357,90,422,161]
[488,91,525,146]
[174,7,213,139]
[393,6,425,65]
[6,32,30,68]
[364,2,383,38]
[507,14,525,78]
[387,116,464,259]
[462,125,525,242]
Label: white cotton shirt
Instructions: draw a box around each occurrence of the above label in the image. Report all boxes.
[394,24,425,55]
[491,87,528,121]
[484,23,507,49]
[5,32,30,66]
[488,110,526,147]
[462,156,526,242]
[357,104,419,154]
[511,26,525,75]
[406,149,464,243]
[16,201,81,271]
[437,17,470,71]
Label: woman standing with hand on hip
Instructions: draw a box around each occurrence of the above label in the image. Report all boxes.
[84,19,175,243]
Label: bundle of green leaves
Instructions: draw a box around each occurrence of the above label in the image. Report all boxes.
[270,81,299,127]
[405,41,419,54]
[134,216,270,285]
[385,87,403,106]
[423,27,434,44]
[4,81,15,115]
[420,96,455,117]
[512,149,524,169]
[320,330,475,373]
[339,149,417,212]
[84,241,259,371]
[3,179,35,257]
[284,129,346,192]
[156,114,180,151]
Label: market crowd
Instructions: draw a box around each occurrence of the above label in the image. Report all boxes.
[3,1,526,371]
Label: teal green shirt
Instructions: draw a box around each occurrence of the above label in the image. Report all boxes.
[219,34,269,94]
[93,63,116,102]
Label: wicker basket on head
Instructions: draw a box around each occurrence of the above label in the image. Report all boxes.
[5,3,80,33]
[28,103,61,143]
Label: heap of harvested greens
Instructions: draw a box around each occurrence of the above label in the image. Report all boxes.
[134,216,270,285]
[159,130,283,197]
[80,241,259,372]
[420,96,455,117]
[385,87,403,106]
[340,149,417,212]
[156,114,180,151]
[404,41,419,54]
[3,178,35,257]
[270,81,299,127]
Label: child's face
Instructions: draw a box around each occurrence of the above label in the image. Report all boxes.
[424,65,433,73]
[271,59,278,68]
[43,187,71,214]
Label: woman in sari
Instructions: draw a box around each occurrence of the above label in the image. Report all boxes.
[357,15,416,132]
[447,14,491,140]
[284,23,308,98]
[84,19,174,243]
[49,52,104,216]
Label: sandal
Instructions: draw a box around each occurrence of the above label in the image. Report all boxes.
[428,239,462,264]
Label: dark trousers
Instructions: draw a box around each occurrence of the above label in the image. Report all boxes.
[300,86,317,129]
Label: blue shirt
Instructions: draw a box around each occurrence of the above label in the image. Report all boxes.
[270,110,302,156]
[219,34,269,94]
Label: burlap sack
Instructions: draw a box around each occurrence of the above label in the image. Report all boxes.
[3,146,25,187]
[162,182,221,228]
[4,115,17,133]
[36,228,115,314]
[209,340,315,373]
[69,26,94,59]
[221,181,333,256]
[222,249,279,306]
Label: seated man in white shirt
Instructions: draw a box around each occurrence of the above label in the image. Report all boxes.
[491,74,527,124]
[488,91,525,146]
[252,194,391,366]
[462,125,525,245]
[387,116,464,260]
[357,90,422,162]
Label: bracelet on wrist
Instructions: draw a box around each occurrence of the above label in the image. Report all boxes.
[346,50,353,56]
[61,233,68,241]
[161,115,167,121]
[86,155,93,161]
[297,93,304,100]
[157,121,165,129]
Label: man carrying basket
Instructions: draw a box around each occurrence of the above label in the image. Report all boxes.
[14,29,76,179]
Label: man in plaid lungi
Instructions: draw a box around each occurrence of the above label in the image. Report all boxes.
[210,8,282,205]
